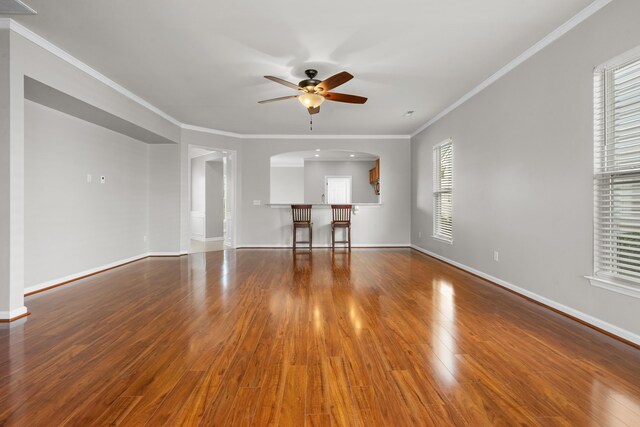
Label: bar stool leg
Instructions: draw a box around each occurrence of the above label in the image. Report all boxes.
[309,224,313,250]
[293,224,296,250]
[331,225,335,249]
[348,225,351,250]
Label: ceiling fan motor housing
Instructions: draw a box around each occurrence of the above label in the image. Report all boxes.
[299,69,322,90]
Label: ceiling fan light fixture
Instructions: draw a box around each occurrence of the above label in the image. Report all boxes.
[298,93,325,109]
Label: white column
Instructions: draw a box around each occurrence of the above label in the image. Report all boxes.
[0,27,27,321]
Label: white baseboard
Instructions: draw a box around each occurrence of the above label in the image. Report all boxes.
[410,245,640,346]
[24,251,187,295]
[191,236,224,242]
[237,243,411,249]
[147,251,188,257]
[24,253,149,295]
[0,306,28,320]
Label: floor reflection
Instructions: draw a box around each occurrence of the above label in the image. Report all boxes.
[292,250,312,278]
[331,249,351,279]
[593,378,640,425]
[189,239,225,253]
[432,278,458,384]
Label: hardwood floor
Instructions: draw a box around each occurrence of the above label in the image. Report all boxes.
[1,249,639,426]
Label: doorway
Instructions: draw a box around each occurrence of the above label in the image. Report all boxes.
[188,145,236,253]
[325,176,352,204]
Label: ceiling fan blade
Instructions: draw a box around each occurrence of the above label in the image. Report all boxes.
[264,76,300,90]
[258,95,299,104]
[324,92,367,104]
[317,71,353,92]
[308,106,320,115]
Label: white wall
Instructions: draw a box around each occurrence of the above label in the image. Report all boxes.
[270,167,304,204]
[205,161,224,238]
[0,29,13,314]
[411,0,640,339]
[24,100,149,289]
[304,160,378,204]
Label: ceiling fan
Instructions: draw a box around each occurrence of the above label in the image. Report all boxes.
[258,69,367,115]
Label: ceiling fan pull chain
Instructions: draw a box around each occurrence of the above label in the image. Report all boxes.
[310,115,313,131]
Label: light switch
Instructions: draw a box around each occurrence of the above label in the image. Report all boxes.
[253,200,261,206]
[87,174,92,183]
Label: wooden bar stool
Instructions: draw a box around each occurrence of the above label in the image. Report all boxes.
[291,204,312,250]
[331,205,352,250]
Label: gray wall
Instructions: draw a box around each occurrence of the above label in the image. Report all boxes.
[24,100,148,288]
[240,138,410,246]
[1,26,182,311]
[190,152,225,239]
[270,167,304,204]
[206,161,224,238]
[304,160,378,204]
[411,0,640,337]
[191,157,206,212]
[179,130,410,247]
[148,144,181,253]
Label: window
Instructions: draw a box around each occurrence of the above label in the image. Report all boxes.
[592,54,640,292]
[433,139,453,242]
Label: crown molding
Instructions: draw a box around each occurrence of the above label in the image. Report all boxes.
[180,123,243,139]
[410,0,613,138]
[180,124,409,140]
[240,133,410,140]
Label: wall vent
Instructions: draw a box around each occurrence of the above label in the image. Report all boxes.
[0,0,37,15]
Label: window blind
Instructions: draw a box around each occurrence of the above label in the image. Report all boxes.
[594,56,640,284]
[433,140,453,242]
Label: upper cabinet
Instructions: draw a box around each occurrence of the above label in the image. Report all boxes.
[369,159,380,195]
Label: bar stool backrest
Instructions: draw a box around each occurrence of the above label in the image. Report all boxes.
[331,205,352,223]
[291,205,312,223]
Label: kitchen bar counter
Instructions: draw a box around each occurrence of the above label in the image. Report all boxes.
[267,203,381,208]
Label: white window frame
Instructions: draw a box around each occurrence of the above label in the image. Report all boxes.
[586,48,640,299]
[432,139,453,244]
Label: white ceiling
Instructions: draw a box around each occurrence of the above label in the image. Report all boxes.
[11,0,594,135]
[272,150,378,167]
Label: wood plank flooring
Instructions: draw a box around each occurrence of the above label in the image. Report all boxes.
[1,249,639,426]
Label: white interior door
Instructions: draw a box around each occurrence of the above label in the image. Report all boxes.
[325,176,352,204]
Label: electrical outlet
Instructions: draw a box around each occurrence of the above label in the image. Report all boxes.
[87,174,92,183]
[253,200,261,206]
[143,235,147,242]
[100,176,106,184]
[418,231,422,238]
[494,251,499,262]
